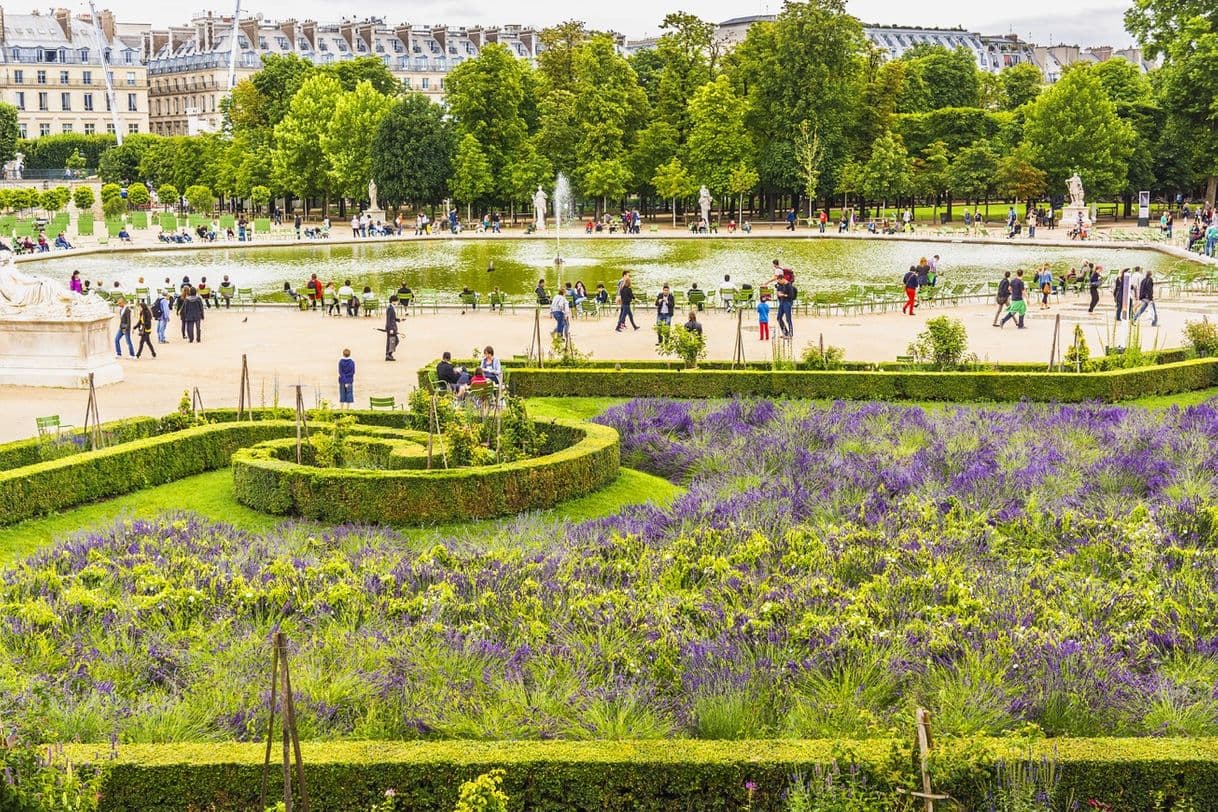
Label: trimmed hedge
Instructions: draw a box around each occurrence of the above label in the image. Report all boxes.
[62,738,1218,811]
[493,359,1218,402]
[0,421,299,526]
[0,416,161,473]
[232,420,620,524]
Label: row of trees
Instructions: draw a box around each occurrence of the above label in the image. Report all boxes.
[0,0,1211,219]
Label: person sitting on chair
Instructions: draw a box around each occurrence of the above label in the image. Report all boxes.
[436,351,470,395]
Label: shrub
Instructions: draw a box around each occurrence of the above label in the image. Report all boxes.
[908,315,968,369]
[453,770,508,812]
[183,184,213,215]
[126,182,150,208]
[549,332,591,367]
[156,184,178,210]
[1184,318,1218,358]
[657,323,707,369]
[72,185,94,211]
[801,342,846,370]
[1064,324,1093,372]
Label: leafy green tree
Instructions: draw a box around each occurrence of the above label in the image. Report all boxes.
[8,187,32,212]
[1127,0,1218,202]
[1091,57,1153,105]
[1000,62,1043,110]
[248,54,317,129]
[653,12,717,137]
[899,46,981,112]
[572,36,650,167]
[97,135,156,184]
[628,48,665,106]
[156,183,178,211]
[372,93,454,207]
[860,129,909,208]
[732,0,865,198]
[323,81,392,203]
[64,148,86,176]
[326,56,401,95]
[911,140,951,221]
[853,60,904,160]
[0,103,18,165]
[38,189,63,213]
[949,139,999,206]
[100,182,121,204]
[652,157,694,226]
[272,73,342,209]
[184,184,214,215]
[449,133,493,220]
[582,158,631,216]
[445,43,532,199]
[72,186,94,211]
[1023,66,1135,199]
[250,185,271,213]
[685,75,751,197]
[995,144,1048,207]
[727,162,760,223]
[794,120,823,215]
[629,120,679,197]
[102,195,125,220]
[126,182,150,208]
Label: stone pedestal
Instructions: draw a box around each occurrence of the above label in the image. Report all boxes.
[1061,205,1092,228]
[365,207,386,225]
[0,315,123,387]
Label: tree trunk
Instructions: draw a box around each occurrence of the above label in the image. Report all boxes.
[671,197,676,228]
[1207,175,1217,210]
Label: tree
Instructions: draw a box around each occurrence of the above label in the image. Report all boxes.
[248,54,317,129]
[272,73,343,209]
[97,135,155,184]
[372,93,455,207]
[794,120,823,216]
[326,56,401,95]
[1023,66,1135,199]
[1092,58,1154,105]
[911,140,951,221]
[250,185,271,213]
[39,188,65,213]
[685,75,751,198]
[949,139,999,207]
[72,186,94,211]
[629,120,679,197]
[852,60,904,160]
[652,157,694,226]
[126,182,149,208]
[323,81,392,203]
[1000,62,1043,110]
[445,43,531,199]
[184,184,214,215]
[900,46,981,111]
[995,144,1048,207]
[64,148,86,177]
[727,162,760,224]
[449,133,492,220]
[860,129,909,209]
[582,158,631,216]
[571,36,650,170]
[0,103,18,165]
[506,142,554,220]
[156,183,178,211]
[653,12,717,137]
[1127,0,1218,202]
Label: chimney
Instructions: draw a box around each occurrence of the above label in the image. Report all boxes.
[301,20,316,51]
[53,8,71,39]
[99,8,115,42]
[432,25,447,52]
[339,21,355,50]
[357,22,375,52]
[0,9,5,46]
[280,18,297,50]
[394,24,412,52]
[468,26,483,50]
[239,17,260,52]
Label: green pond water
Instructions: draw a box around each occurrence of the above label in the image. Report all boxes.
[26,237,1199,300]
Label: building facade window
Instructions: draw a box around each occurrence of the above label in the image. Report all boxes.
[421,77,429,89]
[106,123,115,134]
[18,124,26,138]
[84,123,94,134]
[62,124,72,133]
[128,93,137,112]
[39,123,50,136]
[83,93,93,111]
[126,71,135,86]
[82,70,91,84]
[60,92,70,110]
[59,70,69,84]
[13,70,22,84]
[38,92,48,111]
[14,92,24,110]
[128,123,139,133]
[36,70,46,84]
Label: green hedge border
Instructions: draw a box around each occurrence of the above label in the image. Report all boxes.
[231,420,620,524]
[0,416,162,472]
[63,738,1218,811]
[467,358,1218,402]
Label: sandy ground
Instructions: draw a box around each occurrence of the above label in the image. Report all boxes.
[2,288,1216,444]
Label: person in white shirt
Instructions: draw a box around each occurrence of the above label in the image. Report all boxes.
[337,280,356,317]
[550,287,571,337]
[350,216,359,238]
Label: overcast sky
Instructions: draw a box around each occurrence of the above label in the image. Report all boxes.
[108,0,1138,48]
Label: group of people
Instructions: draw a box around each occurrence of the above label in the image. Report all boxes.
[6,231,73,253]
[991,262,1158,329]
[899,255,943,315]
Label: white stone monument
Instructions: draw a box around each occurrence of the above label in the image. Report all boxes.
[0,253,122,387]
[533,186,547,231]
[698,185,712,226]
[364,178,385,223]
[1061,172,1092,230]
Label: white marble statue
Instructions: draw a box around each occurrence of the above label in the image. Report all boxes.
[367,178,379,211]
[0,253,109,320]
[1067,173,1085,208]
[699,185,712,226]
[533,186,547,230]
[2,152,24,181]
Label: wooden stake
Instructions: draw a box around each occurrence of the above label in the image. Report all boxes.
[732,308,745,368]
[260,633,309,812]
[1047,313,1061,372]
[82,372,103,450]
[191,387,205,419]
[293,385,309,464]
[237,354,253,421]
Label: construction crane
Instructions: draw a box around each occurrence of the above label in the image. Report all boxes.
[226,0,241,92]
[86,0,123,145]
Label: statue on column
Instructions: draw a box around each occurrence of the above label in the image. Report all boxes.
[533,186,548,231]
[698,185,712,226]
[367,178,379,211]
[1066,173,1085,208]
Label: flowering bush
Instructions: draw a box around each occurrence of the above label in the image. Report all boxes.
[5,399,1218,746]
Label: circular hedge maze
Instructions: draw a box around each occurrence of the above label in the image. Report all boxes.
[231,420,621,524]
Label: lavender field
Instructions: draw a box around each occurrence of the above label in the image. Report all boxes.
[4,398,1218,743]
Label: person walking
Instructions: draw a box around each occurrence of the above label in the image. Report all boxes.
[901,265,920,316]
[998,269,1028,329]
[384,295,400,361]
[154,291,171,343]
[338,349,355,407]
[818,209,828,234]
[654,284,675,343]
[135,301,157,359]
[785,207,797,231]
[551,287,571,338]
[1087,264,1102,313]
[1037,266,1054,309]
[775,276,795,338]
[757,294,771,341]
[114,298,135,357]
[992,271,1011,326]
[294,213,302,240]
[1113,268,1129,321]
[616,273,638,331]
[1132,269,1158,326]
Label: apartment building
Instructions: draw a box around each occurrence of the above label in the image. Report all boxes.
[0,7,148,139]
[144,14,541,135]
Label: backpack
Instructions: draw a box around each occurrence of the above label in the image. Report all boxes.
[789,285,797,301]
